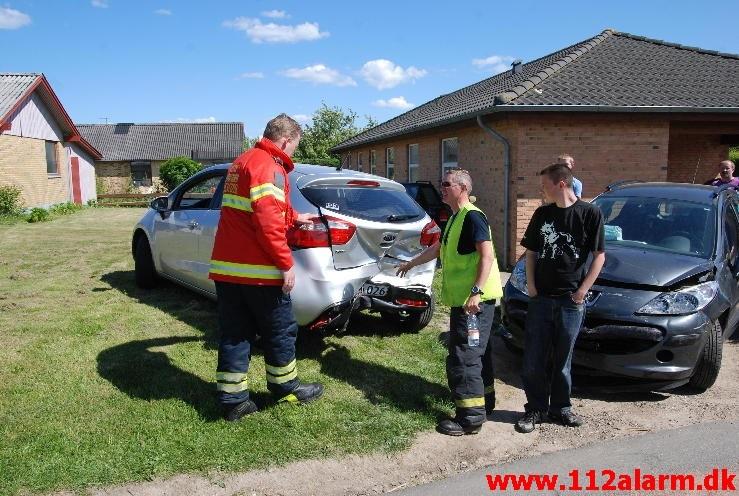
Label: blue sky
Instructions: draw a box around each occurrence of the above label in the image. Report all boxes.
[2,0,739,137]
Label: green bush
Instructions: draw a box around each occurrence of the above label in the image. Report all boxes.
[159,156,202,191]
[49,202,83,215]
[27,207,50,223]
[0,184,24,215]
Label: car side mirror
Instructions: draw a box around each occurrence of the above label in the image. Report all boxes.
[150,196,170,218]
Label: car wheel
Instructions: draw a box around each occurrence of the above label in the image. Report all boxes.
[381,294,435,333]
[134,236,158,289]
[688,319,723,392]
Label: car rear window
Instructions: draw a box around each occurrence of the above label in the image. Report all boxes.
[301,186,425,223]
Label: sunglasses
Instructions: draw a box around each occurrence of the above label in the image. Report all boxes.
[441,181,455,188]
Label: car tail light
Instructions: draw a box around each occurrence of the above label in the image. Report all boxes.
[347,180,380,187]
[395,297,428,307]
[325,216,356,245]
[287,216,356,248]
[420,220,441,246]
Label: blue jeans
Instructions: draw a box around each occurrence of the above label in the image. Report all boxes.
[521,294,585,415]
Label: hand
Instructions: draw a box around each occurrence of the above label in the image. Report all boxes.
[396,261,414,278]
[294,212,317,225]
[571,288,587,305]
[528,285,538,298]
[281,266,296,294]
[464,293,482,314]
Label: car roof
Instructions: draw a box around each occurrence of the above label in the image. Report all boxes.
[202,162,372,178]
[599,182,726,205]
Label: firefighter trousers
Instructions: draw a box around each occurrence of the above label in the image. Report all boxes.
[446,300,496,426]
[215,281,300,405]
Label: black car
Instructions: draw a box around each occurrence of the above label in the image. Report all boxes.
[502,182,739,392]
[402,181,452,231]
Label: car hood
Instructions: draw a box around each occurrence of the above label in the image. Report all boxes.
[598,245,713,288]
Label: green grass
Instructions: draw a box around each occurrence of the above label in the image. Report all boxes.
[0,209,452,495]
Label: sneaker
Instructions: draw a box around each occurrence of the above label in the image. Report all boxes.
[278,382,324,405]
[222,399,258,422]
[515,410,543,433]
[484,391,496,416]
[436,418,483,436]
[548,410,584,427]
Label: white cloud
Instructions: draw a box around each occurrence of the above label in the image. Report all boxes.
[91,0,108,8]
[0,6,31,29]
[360,59,426,90]
[166,117,217,123]
[236,72,265,79]
[154,9,172,16]
[472,55,517,74]
[373,96,414,110]
[261,9,287,19]
[292,114,311,125]
[282,64,356,87]
[223,17,328,44]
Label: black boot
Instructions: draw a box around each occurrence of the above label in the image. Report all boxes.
[278,382,324,404]
[222,399,258,421]
[437,418,483,436]
[485,391,496,416]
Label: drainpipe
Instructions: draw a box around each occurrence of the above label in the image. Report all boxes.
[476,115,511,269]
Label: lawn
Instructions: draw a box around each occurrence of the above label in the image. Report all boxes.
[0,208,451,495]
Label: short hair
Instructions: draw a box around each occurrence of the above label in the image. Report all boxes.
[263,113,302,141]
[719,160,735,170]
[557,154,574,167]
[445,168,473,193]
[540,163,573,188]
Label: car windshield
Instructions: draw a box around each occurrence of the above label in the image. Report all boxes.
[593,196,715,258]
[301,186,425,223]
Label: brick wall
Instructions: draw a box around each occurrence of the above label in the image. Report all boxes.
[667,133,730,184]
[511,113,670,261]
[0,134,69,208]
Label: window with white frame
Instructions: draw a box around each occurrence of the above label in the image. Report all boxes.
[386,147,395,180]
[408,144,419,182]
[441,137,458,177]
[370,149,376,175]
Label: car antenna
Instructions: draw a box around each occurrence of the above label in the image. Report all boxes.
[691,153,702,184]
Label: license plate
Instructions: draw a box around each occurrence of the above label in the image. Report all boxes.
[360,283,388,297]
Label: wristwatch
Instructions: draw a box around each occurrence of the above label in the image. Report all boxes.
[470,285,484,296]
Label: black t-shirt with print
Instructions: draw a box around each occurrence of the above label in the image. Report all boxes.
[443,210,491,255]
[521,200,605,296]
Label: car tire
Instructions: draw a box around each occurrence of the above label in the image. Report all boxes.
[134,236,158,289]
[382,294,435,333]
[688,319,723,392]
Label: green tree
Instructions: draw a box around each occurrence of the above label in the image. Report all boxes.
[293,104,376,167]
[243,136,258,150]
[159,156,202,191]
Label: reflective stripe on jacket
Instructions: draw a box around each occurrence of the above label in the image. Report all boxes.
[209,138,296,286]
[439,202,503,306]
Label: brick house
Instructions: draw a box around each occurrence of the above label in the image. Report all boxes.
[332,29,739,268]
[0,73,102,207]
[77,122,245,194]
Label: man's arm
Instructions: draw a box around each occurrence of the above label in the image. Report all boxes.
[464,240,493,314]
[525,249,538,298]
[571,251,605,304]
[396,242,440,277]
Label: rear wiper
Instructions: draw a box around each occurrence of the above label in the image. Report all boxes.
[386,214,420,222]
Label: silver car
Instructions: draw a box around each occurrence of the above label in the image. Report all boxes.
[132,164,439,332]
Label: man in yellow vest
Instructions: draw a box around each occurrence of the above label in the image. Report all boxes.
[397,169,503,435]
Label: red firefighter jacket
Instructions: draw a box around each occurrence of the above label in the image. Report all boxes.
[209,138,296,285]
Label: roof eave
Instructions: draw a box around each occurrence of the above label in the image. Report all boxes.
[332,105,739,151]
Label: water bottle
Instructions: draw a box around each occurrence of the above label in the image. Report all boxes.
[466,313,480,347]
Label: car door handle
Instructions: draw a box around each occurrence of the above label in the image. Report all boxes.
[188,220,199,230]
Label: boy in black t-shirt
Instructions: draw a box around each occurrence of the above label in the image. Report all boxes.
[515,164,605,434]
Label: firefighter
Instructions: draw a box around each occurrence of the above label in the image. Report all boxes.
[397,169,503,435]
[209,113,323,421]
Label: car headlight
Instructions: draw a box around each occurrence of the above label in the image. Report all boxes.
[509,260,528,296]
[636,281,718,315]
